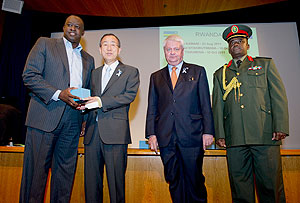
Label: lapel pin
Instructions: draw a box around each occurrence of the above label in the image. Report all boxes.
[116,69,122,77]
[182,67,189,74]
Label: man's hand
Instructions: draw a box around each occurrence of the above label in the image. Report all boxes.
[216,138,226,148]
[148,135,159,154]
[203,134,214,150]
[58,87,80,108]
[272,132,287,141]
[76,96,102,110]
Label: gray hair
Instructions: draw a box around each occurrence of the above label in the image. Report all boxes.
[163,34,184,48]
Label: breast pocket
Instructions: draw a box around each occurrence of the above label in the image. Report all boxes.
[247,70,267,88]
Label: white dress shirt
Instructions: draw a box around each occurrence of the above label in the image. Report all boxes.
[52,37,83,101]
[101,60,119,92]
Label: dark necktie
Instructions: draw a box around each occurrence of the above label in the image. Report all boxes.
[236,60,242,68]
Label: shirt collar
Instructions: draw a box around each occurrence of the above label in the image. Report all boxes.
[233,55,247,66]
[104,60,119,72]
[168,61,183,71]
[63,37,82,51]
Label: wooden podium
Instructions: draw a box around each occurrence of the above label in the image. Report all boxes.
[1,146,299,202]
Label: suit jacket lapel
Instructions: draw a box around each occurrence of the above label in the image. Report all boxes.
[241,56,252,71]
[95,66,104,96]
[56,38,92,88]
[101,62,125,95]
[228,60,238,72]
[175,62,189,88]
[81,50,89,87]
[56,39,70,80]
[165,61,188,90]
[161,66,173,91]
[232,56,251,73]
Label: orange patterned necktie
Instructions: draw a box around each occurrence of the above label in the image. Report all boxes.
[171,66,178,89]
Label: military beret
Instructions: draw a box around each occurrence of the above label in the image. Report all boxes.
[222,25,252,42]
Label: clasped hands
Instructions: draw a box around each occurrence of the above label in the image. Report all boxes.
[58,87,101,109]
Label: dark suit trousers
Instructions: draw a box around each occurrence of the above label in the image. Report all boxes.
[19,106,81,203]
[226,145,286,203]
[159,133,207,203]
[84,124,128,203]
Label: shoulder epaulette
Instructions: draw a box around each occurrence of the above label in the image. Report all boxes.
[225,60,233,68]
[247,55,254,61]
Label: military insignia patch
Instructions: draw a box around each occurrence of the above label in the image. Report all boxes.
[248,66,262,70]
[231,25,239,33]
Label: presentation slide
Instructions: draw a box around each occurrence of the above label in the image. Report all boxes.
[52,22,300,149]
[159,26,259,92]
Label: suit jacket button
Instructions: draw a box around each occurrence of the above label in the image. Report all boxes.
[170,112,174,116]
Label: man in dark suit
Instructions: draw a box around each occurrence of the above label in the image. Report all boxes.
[20,15,94,202]
[145,34,214,203]
[81,34,140,203]
[212,25,288,202]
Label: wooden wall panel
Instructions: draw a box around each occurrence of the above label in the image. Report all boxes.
[22,0,287,17]
[0,152,23,203]
[282,156,300,202]
[203,157,231,202]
